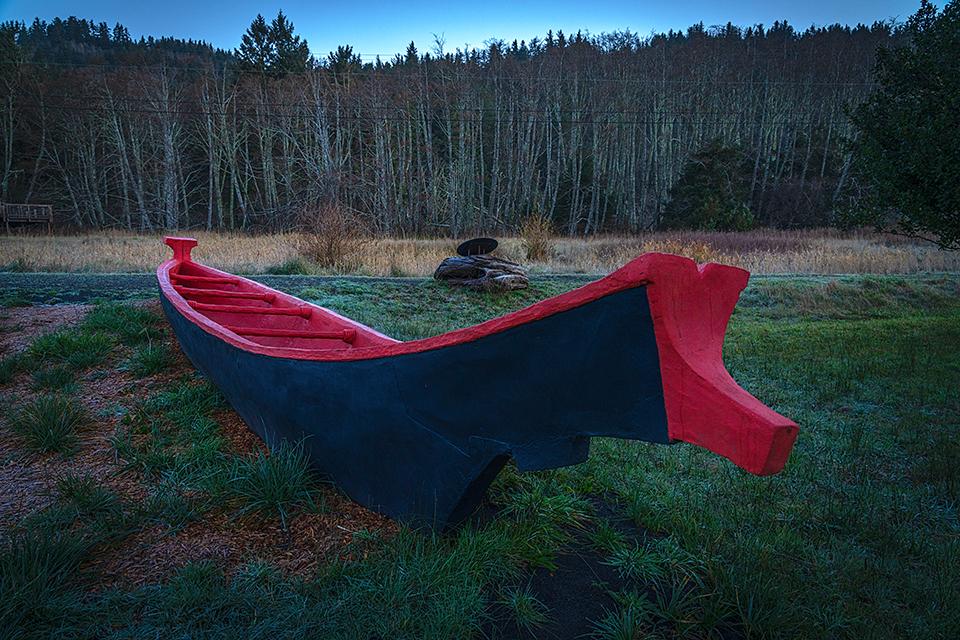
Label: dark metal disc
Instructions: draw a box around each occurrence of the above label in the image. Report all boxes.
[457,237,498,256]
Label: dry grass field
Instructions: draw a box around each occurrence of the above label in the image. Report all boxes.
[1,228,957,276]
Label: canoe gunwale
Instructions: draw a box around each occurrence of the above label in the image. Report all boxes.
[157,250,664,363]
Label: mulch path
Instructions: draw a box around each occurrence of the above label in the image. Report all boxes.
[0,304,90,355]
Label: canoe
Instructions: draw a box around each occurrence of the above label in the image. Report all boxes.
[158,236,798,528]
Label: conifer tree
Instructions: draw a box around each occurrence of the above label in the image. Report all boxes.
[269,11,310,74]
[237,14,273,73]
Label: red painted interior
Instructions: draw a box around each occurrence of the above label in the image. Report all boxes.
[159,236,798,475]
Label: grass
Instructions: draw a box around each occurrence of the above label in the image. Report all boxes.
[0,353,29,385]
[28,330,114,370]
[225,444,320,529]
[8,394,89,455]
[54,474,123,520]
[125,343,173,377]
[0,530,95,636]
[2,228,960,275]
[0,274,957,638]
[31,364,77,392]
[498,584,550,634]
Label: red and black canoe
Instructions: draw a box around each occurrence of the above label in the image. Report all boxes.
[158,236,798,528]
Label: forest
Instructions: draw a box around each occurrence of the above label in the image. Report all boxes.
[0,15,902,235]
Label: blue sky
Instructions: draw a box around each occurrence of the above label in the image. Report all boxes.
[0,0,925,60]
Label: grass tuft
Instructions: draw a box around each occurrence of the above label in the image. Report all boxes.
[83,303,163,346]
[54,473,122,520]
[8,394,89,454]
[225,443,318,529]
[31,364,77,392]
[0,530,92,635]
[0,353,30,385]
[127,343,174,377]
[498,584,549,634]
[28,330,114,370]
[266,256,312,275]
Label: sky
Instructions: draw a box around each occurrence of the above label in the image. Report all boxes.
[0,0,926,60]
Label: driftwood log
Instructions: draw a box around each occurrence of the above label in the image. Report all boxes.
[434,255,529,291]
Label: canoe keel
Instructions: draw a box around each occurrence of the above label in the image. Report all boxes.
[159,238,798,529]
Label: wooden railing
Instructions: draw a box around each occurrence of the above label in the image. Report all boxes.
[1,203,54,233]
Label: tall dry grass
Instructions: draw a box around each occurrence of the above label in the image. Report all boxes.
[0,229,957,276]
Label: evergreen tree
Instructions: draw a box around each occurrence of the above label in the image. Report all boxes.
[327,44,362,81]
[237,14,272,73]
[404,41,418,65]
[848,0,960,249]
[269,11,310,74]
[662,140,754,231]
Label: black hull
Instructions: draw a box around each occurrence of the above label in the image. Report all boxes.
[161,286,669,528]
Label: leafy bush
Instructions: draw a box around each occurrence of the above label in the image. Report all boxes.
[848,0,960,249]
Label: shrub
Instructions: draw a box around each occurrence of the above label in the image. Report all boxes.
[296,204,369,271]
[519,212,555,261]
[9,395,89,454]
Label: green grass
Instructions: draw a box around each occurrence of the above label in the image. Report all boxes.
[2,274,957,639]
[31,364,77,392]
[265,256,313,275]
[54,473,123,522]
[125,343,174,377]
[1,291,31,307]
[8,394,90,455]
[28,330,114,370]
[497,584,549,634]
[224,443,320,529]
[0,353,29,385]
[0,530,95,636]
[82,302,164,346]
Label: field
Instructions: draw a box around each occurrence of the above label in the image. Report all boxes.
[1,268,958,639]
[2,229,960,276]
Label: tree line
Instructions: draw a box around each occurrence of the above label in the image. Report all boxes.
[0,14,902,234]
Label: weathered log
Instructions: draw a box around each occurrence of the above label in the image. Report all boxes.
[434,254,529,291]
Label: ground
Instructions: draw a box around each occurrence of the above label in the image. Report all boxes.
[1,271,958,639]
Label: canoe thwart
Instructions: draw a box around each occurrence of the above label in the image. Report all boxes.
[225,325,357,343]
[188,301,312,318]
